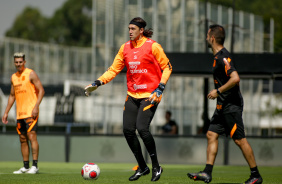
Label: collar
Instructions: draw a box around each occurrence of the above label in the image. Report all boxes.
[214,47,225,57]
[131,36,148,48]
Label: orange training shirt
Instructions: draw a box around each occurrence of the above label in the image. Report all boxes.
[98,36,172,99]
[12,68,38,119]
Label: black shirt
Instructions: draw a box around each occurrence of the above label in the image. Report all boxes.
[162,120,178,134]
[212,48,243,113]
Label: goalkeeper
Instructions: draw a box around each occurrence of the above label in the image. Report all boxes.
[85,17,172,182]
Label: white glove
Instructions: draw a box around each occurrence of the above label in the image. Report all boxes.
[84,80,102,97]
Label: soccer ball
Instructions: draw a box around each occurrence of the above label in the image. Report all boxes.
[81,163,100,180]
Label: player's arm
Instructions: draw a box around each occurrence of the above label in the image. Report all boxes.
[84,45,125,96]
[149,43,172,104]
[30,71,45,119]
[208,71,240,100]
[2,79,16,124]
[152,42,172,84]
[169,125,177,135]
[97,44,125,84]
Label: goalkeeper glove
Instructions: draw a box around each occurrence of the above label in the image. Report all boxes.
[149,83,165,105]
[84,80,103,97]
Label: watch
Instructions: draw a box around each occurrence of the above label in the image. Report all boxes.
[216,88,221,95]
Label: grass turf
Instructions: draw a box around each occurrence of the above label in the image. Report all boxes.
[0,162,281,184]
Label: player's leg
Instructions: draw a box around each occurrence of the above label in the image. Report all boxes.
[26,117,39,174]
[188,112,223,183]
[137,99,162,181]
[225,112,262,184]
[123,96,149,181]
[27,131,39,160]
[206,130,219,166]
[236,139,262,184]
[20,134,30,166]
[187,130,217,183]
[234,138,256,168]
[14,119,30,174]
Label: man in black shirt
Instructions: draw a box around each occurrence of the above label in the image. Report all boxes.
[187,25,263,184]
[161,111,178,135]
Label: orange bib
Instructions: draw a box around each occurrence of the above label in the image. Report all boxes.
[123,38,162,93]
[12,68,38,119]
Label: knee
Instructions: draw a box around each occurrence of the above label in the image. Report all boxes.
[123,128,135,137]
[206,131,217,140]
[27,132,37,142]
[233,138,246,147]
[137,128,151,139]
[19,136,28,144]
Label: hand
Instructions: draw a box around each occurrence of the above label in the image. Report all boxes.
[32,106,39,119]
[84,80,102,97]
[2,113,8,124]
[149,83,165,104]
[207,89,219,100]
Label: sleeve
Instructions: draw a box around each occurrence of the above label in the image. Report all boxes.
[221,56,236,76]
[152,42,172,84]
[98,44,125,84]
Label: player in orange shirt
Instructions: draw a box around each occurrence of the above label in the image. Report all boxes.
[85,17,172,181]
[2,52,45,174]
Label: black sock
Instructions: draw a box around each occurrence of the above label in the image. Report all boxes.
[124,131,147,171]
[250,166,260,177]
[149,153,160,169]
[33,160,38,168]
[139,130,159,169]
[23,161,29,169]
[203,164,213,175]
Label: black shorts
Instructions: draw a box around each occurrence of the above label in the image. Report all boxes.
[209,110,245,139]
[16,117,38,135]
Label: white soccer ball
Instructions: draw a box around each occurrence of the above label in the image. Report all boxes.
[81,163,100,180]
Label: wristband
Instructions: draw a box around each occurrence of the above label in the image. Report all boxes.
[216,88,221,95]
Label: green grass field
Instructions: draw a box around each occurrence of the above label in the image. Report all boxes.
[0,162,281,184]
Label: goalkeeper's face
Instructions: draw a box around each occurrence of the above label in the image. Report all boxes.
[128,24,143,41]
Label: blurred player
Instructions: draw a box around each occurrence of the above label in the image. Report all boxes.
[2,52,45,174]
[84,17,172,181]
[187,25,263,184]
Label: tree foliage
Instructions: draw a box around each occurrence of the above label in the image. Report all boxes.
[5,0,282,51]
[6,7,49,42]
[5,0,92,47]
[48,0,92,46]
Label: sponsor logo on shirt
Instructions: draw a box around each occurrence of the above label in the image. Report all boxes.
[133,84,147,90]
[128,61,148,74]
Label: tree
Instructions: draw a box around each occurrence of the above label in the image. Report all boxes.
[5,0,92,47]
[48,0,92,46]
[5,7,49,42]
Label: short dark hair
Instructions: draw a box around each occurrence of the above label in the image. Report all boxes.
[209,24,225,45]
[129,17,153,38]
[166,111,172,116]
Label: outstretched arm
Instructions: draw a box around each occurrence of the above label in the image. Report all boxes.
[85,44,125,96]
